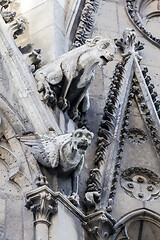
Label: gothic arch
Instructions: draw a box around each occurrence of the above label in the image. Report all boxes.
[0,97,37,194]
[113,209,160,240]
[0,145,32,194]
[0,95,26,134]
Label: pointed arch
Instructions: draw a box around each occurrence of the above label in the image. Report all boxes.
[0,145,32,194]
[0,95,26,134]
[113,208,160,240]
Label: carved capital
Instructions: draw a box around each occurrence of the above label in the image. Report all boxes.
[25,186,57,225]
[84,211,115,240]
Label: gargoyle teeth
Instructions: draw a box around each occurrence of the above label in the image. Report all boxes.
[77,142,88,150]
[100,56,109,64]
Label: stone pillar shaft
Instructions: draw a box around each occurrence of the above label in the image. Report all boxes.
[25,186,57,240]
[35,222,49,240]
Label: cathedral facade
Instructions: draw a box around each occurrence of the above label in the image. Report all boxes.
[0,0,160,239]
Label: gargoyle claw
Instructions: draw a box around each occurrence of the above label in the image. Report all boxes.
[58,97,68,111]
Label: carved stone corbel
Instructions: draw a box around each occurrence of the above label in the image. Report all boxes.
[23,48,41,73]
[0,0,11,10]
[25,186,57,240]
[84,211,115,240]
[0,0,16,24]
[13,18,27,39]
[1,11,16,23]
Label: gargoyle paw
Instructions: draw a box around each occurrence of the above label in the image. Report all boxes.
[58,97,68,111]
[68,107,80,121]
[68,193,80,207]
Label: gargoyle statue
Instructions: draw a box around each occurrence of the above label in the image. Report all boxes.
[35,36,115,120]
[25,128,94,206]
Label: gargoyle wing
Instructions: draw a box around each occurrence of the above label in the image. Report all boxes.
[18,134,60,168]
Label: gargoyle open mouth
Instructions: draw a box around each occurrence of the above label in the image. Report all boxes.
[100,56,109,65]
[77,142,88,151]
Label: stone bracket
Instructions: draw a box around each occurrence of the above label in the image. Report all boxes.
[84,211,116,240]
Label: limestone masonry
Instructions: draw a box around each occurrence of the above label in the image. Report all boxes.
[0,0,160,239]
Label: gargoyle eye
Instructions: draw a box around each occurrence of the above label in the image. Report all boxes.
[86,134,92,140]
[101,43,108,49]
[75,132,83,138]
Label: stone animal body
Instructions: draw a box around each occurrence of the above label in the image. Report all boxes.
[30,128,94,205]
[35,36,115,120]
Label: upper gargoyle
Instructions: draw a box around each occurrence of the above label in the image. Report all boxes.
[34,36,115,120]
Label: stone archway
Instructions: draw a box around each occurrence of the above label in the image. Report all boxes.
[113,209,160,240]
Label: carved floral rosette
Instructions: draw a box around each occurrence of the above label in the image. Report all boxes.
[120,167,160,201]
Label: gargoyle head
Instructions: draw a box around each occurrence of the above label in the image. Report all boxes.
[72,128,94,154]
[86,36,116,66]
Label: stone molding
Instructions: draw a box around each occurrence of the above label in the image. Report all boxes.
[25,186,57,225]
[72,0,100,48]
[85,28,142,212]
[125,0,160,48]
[25,185,115,239]
[113,209,160,240]
[0,144,32,193]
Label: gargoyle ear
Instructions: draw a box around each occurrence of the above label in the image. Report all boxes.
[92,36,102,43]
[86,36,102,47]
[90,132,94,139]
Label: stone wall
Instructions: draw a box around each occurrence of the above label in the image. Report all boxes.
[10,0,83,61]
[0,0,160,239]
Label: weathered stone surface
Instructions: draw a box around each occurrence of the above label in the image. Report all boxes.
[1,0,160,239]
[35,36,115,120]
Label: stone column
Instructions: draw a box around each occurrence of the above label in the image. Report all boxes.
[25,186,57,240]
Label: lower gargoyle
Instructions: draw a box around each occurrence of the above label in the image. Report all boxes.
[24,128,94,206]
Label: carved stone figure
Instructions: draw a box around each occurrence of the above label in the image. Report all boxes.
[35,36,115,120]
[0,0,11,10]
[25,49,41,73]
[1,11,16,23]
[25,128,94,205]
[2,11,16,23]
[13,18,27,39]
